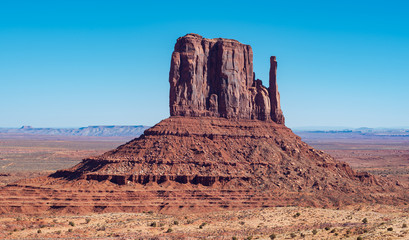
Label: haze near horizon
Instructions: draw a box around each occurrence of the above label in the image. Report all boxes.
[1,0,408,128]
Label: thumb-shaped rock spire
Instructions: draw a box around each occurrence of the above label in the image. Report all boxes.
[269,56,285,124]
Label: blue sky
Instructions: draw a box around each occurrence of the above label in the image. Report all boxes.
[0,0,408,128]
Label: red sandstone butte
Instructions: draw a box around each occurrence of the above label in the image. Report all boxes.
[0,34,407,215]
[169,33,284,123]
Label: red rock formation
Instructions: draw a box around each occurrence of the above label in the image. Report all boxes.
[169,33,282,123]
[269,56,285,124]
[0,34,406,215]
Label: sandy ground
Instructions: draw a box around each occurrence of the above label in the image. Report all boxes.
[0,205,408,239]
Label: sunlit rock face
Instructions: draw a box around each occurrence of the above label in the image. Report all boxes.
[169,33,284,124]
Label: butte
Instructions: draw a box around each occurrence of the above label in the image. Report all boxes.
[0,33,407,214]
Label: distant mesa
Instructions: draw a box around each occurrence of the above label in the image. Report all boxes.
[0,33,406,214]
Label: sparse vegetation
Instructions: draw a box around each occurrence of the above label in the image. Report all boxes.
[199,222,207,229]
[269,233,276,239]
[150,222,157,227]
[37,230,41,234]
[357,236,363,240]
[173,220,179,225]
[232,237,237,240]
[69,221,75,226]
[166,228,173,233]
[290,232,296,238]
[85,218,91,224]
[387,227,393,231]
[293,212,301,218]
[362,218,368,224]
[325,226,331,231]
[403,223,407,228]
[312,229,318,235]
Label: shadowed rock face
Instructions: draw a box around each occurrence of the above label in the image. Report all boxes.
[169,33,285,123]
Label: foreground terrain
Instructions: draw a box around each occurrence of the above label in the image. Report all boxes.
[1,205,408,239]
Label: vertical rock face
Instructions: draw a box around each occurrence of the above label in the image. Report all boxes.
[169,33,284,124]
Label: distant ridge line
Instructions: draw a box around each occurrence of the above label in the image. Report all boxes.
[0,125,151,137]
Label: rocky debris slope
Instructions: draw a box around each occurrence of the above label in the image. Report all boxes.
[170,33,284,123]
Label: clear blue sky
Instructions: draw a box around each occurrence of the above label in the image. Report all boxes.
[1,0,408,128]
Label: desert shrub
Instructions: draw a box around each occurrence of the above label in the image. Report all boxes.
[246,236,253,240]
[290,233,296,238]
[312,229,318,235]
[362,218,368,224]
[166,228,173,233]
[69,221,75,227]
[300,233,306,237]
[357,237,363,240]
[37,230,41,234]
[173,220,179,225]
[97,225,106,231]
[68,229,72,232]
[147,211,153,214]
[325,226,330,231]
[16,217,22,221]
[402,223,407,228]
[85,218,91,224]
[330,228,336,233]
[387,227,393,231]
[239,221,245,225]
[293,212,301,218]
[150,222,157,227]
[232,237,238,240]
[269,233,276,239]
[56,230,61,234]
[199,222,207,229]
[186,220,193,224]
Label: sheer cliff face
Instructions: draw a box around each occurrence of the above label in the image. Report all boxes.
[169,33,285,123]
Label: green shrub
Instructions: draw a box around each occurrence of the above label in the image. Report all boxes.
[199,222,207,229]
[69,221,75,227]
[387,227,393,231]
[403,223,407,228]
[232,237,237,240]
[269,233,276,239]
[173,220,179,225]
[357,237,363,240]
[325,226,330,231]
[293,212,301,218]
[312,229,318,235]
[330,228,336,233]
[166,228,173,233]
[150,222,157,227]
[362,218,368,224]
